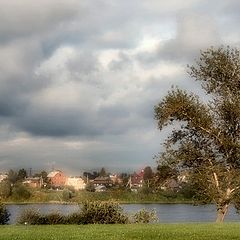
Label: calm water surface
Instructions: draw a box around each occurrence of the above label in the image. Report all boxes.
[6,203,240,224]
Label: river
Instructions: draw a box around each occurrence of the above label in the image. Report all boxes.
[6,203,240,224]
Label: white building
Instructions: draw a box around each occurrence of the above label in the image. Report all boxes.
[0,174,8,182]
[66,177,86,190]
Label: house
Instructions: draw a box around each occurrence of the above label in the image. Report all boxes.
[127,171,144,190]
[47,170,66,188]
[109,174,123,185]
[66,176,86,190]
[92,176,113,187]
[161,179,179,191]
[23,177,43,188]
[0,174,8,182]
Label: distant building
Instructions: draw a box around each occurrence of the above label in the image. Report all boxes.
[0,174,8,182]
[47,170,66,188]
[109,174,123,185]
[23,177,43,188]
[161,179,179,191]
[127,171,144,190]
[66,177,86,190]
[93,176,113,187]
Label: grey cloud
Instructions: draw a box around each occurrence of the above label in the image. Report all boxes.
[0,0,239,172]
[0,0,81,42]
[67,51,100,78]
[108,53,134,72]
[15,106,102,137]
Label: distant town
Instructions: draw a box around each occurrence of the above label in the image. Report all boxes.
[0,166,191,202]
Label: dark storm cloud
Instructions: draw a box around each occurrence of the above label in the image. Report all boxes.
[0,0,240,172]
[0,0,81,42]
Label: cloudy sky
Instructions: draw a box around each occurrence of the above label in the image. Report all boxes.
[0,0,239,174]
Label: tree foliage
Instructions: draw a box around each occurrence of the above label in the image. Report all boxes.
[12,184,31,200]
[0,203,10,224]
[7,169,18,185]
[17,169,27,181]
[99,168,107,177]
[154,46,240,222]
[143,166,153,181]
[0,181,11,199]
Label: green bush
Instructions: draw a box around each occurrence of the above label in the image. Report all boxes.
[44,212,66,224]
[17,208,42,225]
[132,209,158,224]
[0,181,11,199]
[17,201,129,225]
[12,184,31,200]
[0,202,10,224]
[17,209,67,225]
[85,183,95,192]
[62,189,72,201]
[66,212,84,224]
[80,201,128,224]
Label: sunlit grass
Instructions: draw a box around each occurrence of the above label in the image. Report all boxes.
[1,223,240,240]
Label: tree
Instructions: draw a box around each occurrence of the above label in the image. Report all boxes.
[34,170,48,184]
[83,171,99,180]
[7,169,18,185]
[0,181,11,199]
[17,168,27,181]
[99,168,107,177]
[154,46,240,222]
[12,184,31,200]
[0,203,10,224]
[143,166,154,188]
[143,166,153,181]
[155,165,178,189]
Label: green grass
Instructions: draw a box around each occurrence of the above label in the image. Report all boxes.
[1,223,240,240]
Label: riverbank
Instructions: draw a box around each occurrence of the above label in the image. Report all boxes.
[1,223,240,240]
[2,189,194,204]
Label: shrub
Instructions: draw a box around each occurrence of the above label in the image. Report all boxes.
[17,208,42,225]
[44,212,66,224]
[66,212,84,224]
[12,184,31,200]
[132,209,158,224]
[161,190,177,199]
[85,183,95,192]
[0,202,10,224]
[0,181,11,199]
[80,201,128,224]
[17,209,67,225]
[17,201,129,225]
[62,189,72,201]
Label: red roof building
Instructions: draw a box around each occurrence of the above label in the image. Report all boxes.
[47,170,66,187]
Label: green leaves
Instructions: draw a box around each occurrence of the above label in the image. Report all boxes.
[189,46,240,96]
[154,46,240,221]
[154,88,212,132]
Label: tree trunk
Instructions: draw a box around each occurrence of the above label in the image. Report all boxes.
[216,204,229,223]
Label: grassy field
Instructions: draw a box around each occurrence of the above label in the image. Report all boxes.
[1,223,240,240]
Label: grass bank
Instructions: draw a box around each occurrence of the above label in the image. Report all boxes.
[3,189,193,204]
[1,223,240,240]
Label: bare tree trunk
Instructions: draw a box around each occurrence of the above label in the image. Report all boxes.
[216,204,229,223]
